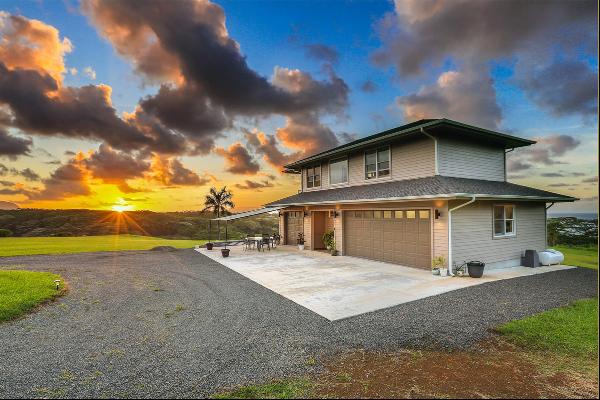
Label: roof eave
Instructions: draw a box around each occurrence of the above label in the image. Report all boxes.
[283,119,535,170]
[266,193,576,207]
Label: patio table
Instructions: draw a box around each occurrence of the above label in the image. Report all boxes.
[246,236,275,251]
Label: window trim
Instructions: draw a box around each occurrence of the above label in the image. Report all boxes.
[305,164,321,189]
[492,204,516,238]
[364,145,391,180]
[328,156,349,186]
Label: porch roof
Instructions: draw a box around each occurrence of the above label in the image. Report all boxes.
[265,176,576,207]
[211,206,285,221]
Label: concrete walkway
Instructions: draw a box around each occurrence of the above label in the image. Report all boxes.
[196,246,574,320]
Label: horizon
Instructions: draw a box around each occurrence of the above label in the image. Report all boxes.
[0,0,598,214]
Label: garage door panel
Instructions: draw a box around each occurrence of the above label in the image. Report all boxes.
[344,209,431,269]
[285,212,303,245]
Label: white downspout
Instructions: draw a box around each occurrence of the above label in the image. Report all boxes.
[545,202,555,247]
[448,195,477,276]
[421,127,439,175]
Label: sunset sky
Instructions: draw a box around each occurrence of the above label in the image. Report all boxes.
[0,0,597,213]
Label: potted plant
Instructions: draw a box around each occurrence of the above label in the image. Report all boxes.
[467,261,485,278]
[330,240,339,256]
[322,231,334,250]
[431,255,446,276]
[221,247,230,257]
[206,242,214,250]
[297,233,305,251]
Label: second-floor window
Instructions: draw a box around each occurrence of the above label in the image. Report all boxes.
[306,165,321,188]
[365,147,390,179]
[329,158,348,185]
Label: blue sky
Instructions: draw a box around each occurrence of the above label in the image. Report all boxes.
[0,0,597,212]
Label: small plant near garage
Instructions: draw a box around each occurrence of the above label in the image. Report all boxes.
[431,255,446,276]
[322,231,334,250]
[297,233,305,250]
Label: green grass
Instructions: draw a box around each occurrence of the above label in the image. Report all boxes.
[0,270,65,321]
[0,235,206,257]
[212,379,313,399]
[497,298,598,356]
[554,245,598,270]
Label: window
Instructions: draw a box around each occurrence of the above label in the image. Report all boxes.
[419,210,430,219]
[493,205,515,237]
[374,210,382,219]
[383,211,392,219]
[329,158,348,185]
[306,165,321,188]
[394,210,403,219]
[365,147,390,179]
[406,210,416,219]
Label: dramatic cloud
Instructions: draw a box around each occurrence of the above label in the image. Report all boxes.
[508,134,581,171]
[84,143,149,192]
[29,155,91,201]
[0,162,40,181]
[0,128,32,159]
[81,0,349,159]
[373,0,596,77]
[506,159,532,173]
[0,12,72,82]
[304,44,339,64]
[374,0,597,121]
[214,143,260,175]
[149,155,208,186]
[234,179,275,191]
[244,129,301,170]
[517,60,597,118]
[397,68,502,129]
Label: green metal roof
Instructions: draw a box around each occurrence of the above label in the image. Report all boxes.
[284,118,536,170]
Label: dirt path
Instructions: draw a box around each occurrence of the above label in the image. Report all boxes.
[315,338,598,399]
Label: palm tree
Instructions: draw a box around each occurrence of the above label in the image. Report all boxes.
[203,186,235,239]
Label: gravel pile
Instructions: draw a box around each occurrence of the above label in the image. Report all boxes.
[0,249,595,398]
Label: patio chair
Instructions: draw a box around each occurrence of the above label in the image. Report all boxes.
[260,234,271,251]
[272,233,281,247]
[244,234,255,251]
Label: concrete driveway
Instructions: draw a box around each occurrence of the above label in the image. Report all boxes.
[198,245,575,320]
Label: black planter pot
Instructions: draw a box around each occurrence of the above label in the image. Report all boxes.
[331,250,339,256]
[206,242,214,250]
[467,261,485,278]
[221,248,230,257]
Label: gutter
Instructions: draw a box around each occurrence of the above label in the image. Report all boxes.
[448,195,477,276]
[420,127,439,175]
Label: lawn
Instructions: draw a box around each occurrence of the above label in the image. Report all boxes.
[212,379,313,399]
[0,270,65,321]
[554,244,598,270]
[0,235,205,257]
[496,298,598,355]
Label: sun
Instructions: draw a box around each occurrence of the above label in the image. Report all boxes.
[112,204,133,212]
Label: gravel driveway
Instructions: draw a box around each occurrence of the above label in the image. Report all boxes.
[0,249,596,398]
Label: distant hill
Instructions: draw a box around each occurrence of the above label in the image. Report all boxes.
[0,209,278,239]
[0,201,19,210]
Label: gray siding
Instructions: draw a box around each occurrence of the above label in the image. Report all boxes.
[302,137,435,191]
[438,137,505,181]
[451,200,546,269]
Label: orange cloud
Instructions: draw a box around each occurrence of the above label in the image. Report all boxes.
[0,12,73,83]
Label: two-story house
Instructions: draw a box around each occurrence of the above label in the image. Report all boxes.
[266,118,576,272]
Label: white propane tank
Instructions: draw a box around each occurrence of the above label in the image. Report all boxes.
[538,249,565,266]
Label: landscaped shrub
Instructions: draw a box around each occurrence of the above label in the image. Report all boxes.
[547,217,598,246]
[0,228,13,237]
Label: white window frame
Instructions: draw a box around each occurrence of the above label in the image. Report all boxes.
[364,146,391,180]
[306,165,321,189]
[493,204,516,238]
[329,157,348,186]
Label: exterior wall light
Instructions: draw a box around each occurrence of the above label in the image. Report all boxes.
[435,209,441,219]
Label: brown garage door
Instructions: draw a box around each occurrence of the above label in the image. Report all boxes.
[344,209,431,269]
[285,211,303,245]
